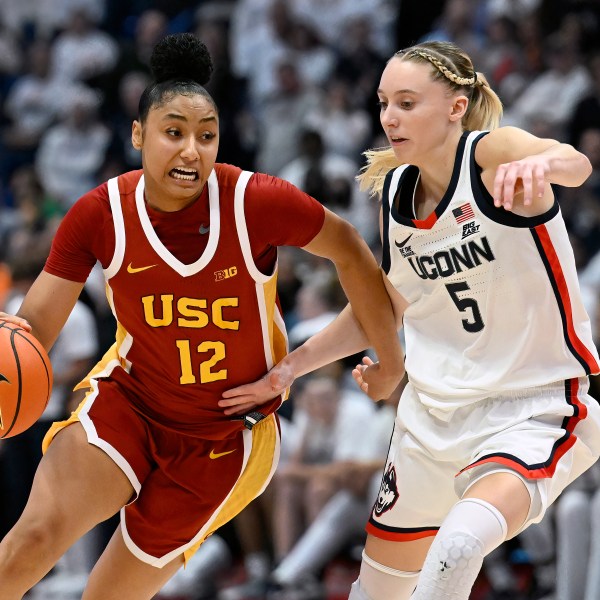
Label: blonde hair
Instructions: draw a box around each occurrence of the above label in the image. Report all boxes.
[358,41,503,197]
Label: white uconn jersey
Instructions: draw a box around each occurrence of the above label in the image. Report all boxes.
[382,131,599,408]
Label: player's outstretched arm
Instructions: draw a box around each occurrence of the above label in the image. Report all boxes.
[300,208,404,394]
[478,126,592,213]
[220,255,408,415]
[220,304,373,415]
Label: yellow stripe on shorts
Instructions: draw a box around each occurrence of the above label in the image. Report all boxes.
[184,414,278,562]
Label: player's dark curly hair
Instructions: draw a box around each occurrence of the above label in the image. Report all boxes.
[138,33,216,123]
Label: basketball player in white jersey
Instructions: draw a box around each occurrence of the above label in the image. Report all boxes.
[219,41,600,600]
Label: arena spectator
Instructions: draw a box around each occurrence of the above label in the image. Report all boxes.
[502,34,592,137]
[567,52,600,149]
[254,59,322,175]
[35,87,111,209]
[1,40,89,182]
[49,6,118,84]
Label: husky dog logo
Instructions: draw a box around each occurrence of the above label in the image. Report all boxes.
[374,463,399,516]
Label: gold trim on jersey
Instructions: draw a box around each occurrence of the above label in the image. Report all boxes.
[183,414,279,563]
[41,391,94,453]
[74,321,131,393]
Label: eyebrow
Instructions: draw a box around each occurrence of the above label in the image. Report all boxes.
[377,88,419,95]
[162,113,217,123]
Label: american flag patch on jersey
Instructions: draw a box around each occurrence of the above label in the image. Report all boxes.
[452,203,475,224]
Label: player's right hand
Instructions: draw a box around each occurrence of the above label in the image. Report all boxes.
[353,355,404,402]
[0,313,32,332]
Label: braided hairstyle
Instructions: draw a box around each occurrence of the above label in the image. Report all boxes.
[358,41,503,197]
[396,41,502,131]
[138,33,216,124]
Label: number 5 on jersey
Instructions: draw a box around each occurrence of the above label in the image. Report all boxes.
[445,282,485,333]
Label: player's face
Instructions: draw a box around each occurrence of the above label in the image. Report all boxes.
[377,58,465,165]
[132,93,219,212]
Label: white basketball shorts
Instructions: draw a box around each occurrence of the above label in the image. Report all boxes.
[367,377,600,542]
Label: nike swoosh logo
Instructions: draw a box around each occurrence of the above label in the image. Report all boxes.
[199,224,210,234]
[127,263,157,274]
[209,449,236,459]
[395,233,413,249]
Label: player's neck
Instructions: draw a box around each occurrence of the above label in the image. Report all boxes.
[413,130,463,214]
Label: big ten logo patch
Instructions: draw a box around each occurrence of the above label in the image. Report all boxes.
[215,266,238,282]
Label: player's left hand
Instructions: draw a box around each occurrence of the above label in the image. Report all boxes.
[352,356,404,402]
[493,155,550,211]
[219,361,295,416]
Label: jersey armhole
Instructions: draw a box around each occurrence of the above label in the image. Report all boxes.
[234,171,274,283]
[381,169,397,274]
[103,177,126,278]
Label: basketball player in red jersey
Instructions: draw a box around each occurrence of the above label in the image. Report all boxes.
[0,34,403,599]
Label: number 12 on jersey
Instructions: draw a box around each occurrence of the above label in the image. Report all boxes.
[176,339,227,384]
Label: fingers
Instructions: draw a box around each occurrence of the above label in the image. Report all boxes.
[351,356,380,395]
[494,160,548,210]
[352,363,369,394]
[0,313,32,332]
[534,163,546,200]
[494,162,520,210]
[521,165,533,206]
[519,163,545,206]
[219,394,260,415]
[218,394,255,407]
[493,164,507,208]
[502,168,517,210]
[221,384,251,399]
[223,401,257,416]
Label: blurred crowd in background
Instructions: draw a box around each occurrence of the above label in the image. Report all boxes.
[1,0,600,599]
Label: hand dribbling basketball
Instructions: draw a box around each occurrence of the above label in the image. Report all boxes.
[0,320,53,438]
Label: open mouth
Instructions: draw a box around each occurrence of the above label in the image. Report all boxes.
[390,137,407,143]
[170,167,199,181]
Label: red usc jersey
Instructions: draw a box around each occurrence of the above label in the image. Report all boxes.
[68,165,323,439]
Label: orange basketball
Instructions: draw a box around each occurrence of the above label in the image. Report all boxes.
[0,322,53,438]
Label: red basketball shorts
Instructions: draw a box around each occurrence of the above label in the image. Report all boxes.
[43,378,280,567]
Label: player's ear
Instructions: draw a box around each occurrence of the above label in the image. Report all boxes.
[131,121,143,150]
[449,95,468,122]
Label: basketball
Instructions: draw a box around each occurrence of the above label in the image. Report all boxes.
[0,322,53,438]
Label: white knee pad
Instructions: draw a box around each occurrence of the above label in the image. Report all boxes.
[467,470,542,535]
[411,498,507,600]
[348,551,419,600]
